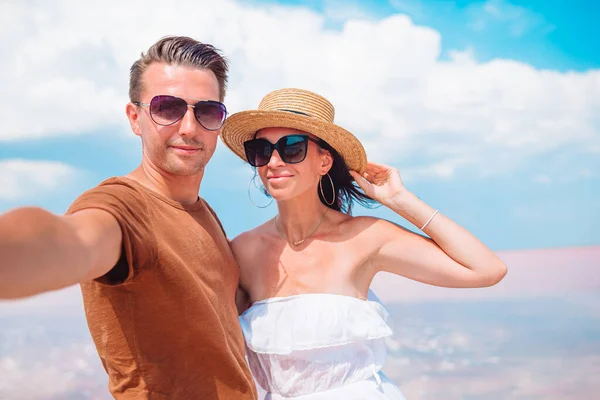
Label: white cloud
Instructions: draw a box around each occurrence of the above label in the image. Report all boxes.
[1,0,598,180]
[0,159,79,201]
[0,356,73,400]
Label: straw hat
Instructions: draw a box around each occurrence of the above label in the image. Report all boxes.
[220,88,367,174]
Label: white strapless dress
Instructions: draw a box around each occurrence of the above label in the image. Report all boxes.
[239,293,406,399]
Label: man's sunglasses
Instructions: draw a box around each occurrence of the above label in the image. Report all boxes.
[133,95,227,131]
[244,134,321,167]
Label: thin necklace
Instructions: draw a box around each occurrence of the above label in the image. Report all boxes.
[275,208,329,246]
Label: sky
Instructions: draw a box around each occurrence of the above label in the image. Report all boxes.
[0,0,598,251]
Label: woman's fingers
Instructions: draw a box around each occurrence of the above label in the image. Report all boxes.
[350,171,373,193]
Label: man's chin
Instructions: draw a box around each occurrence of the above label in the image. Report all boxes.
[164,161,206,177]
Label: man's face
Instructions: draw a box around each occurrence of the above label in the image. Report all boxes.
[127,63,221,177]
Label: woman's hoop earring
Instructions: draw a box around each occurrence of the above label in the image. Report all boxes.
[319,173,336,206]
[248,174,273,208]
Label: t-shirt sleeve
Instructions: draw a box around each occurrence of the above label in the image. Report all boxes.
[66,180,157,285]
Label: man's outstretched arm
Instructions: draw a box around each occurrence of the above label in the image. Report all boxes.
[0,207,122,299]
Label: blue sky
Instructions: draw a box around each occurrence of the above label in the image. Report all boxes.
[0,0,598,251]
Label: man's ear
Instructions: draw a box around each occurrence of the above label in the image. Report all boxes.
[126,102,142,137]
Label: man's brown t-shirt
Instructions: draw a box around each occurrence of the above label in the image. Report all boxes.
[67,177,256,400]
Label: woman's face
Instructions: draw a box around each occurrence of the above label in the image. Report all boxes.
[254,127,332,202]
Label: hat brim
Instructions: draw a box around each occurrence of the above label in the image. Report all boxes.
[220,110,367,174]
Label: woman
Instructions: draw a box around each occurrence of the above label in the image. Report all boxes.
[220,88,507,399]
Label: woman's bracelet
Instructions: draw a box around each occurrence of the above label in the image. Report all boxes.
[420,210,439,231]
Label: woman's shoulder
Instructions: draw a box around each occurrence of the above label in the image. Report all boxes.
[337,214,389,231]
[230,220,274,257]
[335,213,411,242]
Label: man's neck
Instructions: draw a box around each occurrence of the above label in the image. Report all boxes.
[126,164,203,205]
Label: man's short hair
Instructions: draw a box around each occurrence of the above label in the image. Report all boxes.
[129,36,229,102]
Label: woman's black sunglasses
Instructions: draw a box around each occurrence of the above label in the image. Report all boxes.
[244,134,321,167]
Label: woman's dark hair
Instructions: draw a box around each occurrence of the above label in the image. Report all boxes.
[253,137,376,214]
[315,139,376,214]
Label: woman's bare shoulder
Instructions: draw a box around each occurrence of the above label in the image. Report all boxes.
[230,220,274,259]
[337,214,413,242]
[338,214,385,232]
[345,213,412,229]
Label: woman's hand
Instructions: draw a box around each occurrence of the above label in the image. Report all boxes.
[350,162,408,207]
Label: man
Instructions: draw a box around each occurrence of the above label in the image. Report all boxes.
[0,36,257,400]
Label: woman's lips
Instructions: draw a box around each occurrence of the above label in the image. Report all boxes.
[267,175,293,182]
